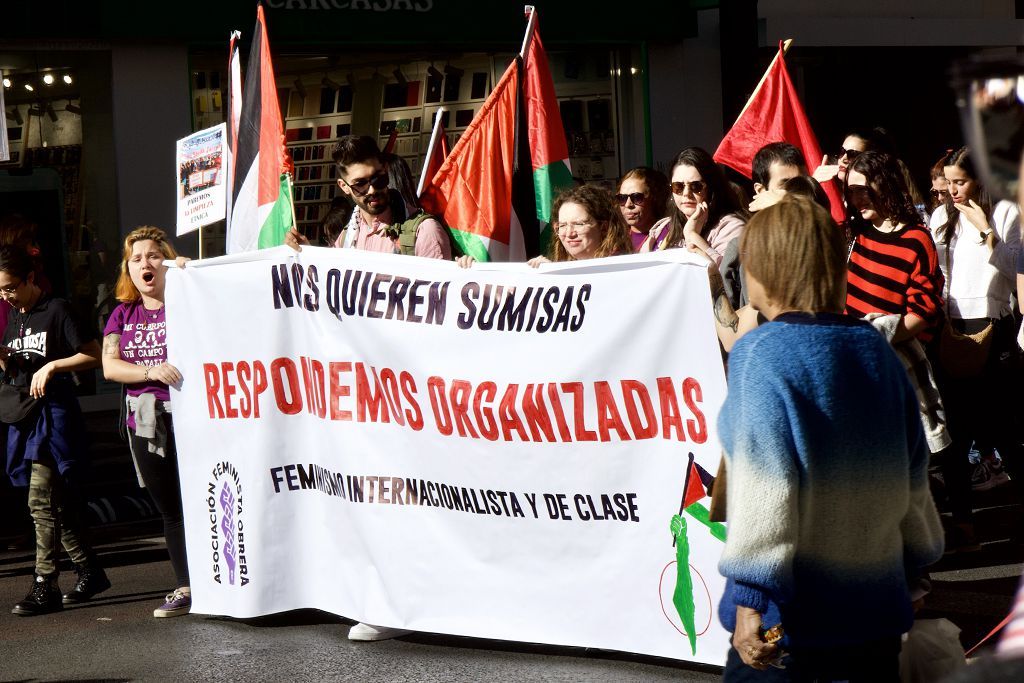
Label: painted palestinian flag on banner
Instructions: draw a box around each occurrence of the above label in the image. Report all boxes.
[226,4,293,254]
[522,7,573,254]
[420,60,529,262]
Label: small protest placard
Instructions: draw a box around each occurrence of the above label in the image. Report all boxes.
[175,123,226,236]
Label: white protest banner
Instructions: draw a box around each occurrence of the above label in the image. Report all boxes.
[175,123,226,236]
[167,246,730,665]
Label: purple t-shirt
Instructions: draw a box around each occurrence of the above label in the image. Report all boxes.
[103,302,170,403]
[630,230,648,252]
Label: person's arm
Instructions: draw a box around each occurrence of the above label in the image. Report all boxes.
[702,254,759,351]
[987,201,1021,277]
[901,232,943,341]
[413,218,451,260]
[30,340,101,398]
[702,214,744,267]
[718,342,798,657]
[101,333,182,386]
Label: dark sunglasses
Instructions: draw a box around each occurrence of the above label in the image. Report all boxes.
[930,189,950,200]
[613,192,646,206]
[670,180,706,195]
[838,148,862,161]
[341,172,389,196]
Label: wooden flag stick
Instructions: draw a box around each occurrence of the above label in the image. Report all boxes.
[520,5,538,60]
[732,38,793,124]
[416,106,446,197]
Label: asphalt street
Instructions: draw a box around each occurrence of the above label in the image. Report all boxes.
[0,530,721,682]
[0,409,1022,682]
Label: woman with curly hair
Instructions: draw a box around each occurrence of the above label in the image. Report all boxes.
[843,151,944,342]
[528,184,632,266]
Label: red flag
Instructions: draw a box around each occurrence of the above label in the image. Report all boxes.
[522,7,573,236]
[383,128,398,154]
[682,461,707,510]
[714,42,844,223]
[416,112,449,199]
[420,60,524,262]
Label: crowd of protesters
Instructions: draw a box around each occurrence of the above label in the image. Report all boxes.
[7,128,1024,679]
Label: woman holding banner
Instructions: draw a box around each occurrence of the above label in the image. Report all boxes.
[457,185,631,268]
[717,195,943,680]
[639,147,747,264]
[102,226,191,618]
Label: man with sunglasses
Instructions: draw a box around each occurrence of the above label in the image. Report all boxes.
[286,135,450,259]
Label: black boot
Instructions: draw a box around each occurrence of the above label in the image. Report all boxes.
[12,573,63,616]
[62,565,111,604]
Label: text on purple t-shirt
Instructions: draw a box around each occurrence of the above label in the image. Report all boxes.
[103,302,170,403]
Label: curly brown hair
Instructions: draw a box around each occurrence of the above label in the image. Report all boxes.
[549,185,632,261]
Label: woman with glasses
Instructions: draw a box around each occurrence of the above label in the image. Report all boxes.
[928,154,951,220]
[614,167,669,252]
[928,146,1023,551]
[0,246,105,616]
[528,185,632,266]
[640,147,747,265]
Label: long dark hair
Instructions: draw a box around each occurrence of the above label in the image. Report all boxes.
[936,147,992,245]
[663,147,745,249]
[844,151,920,229]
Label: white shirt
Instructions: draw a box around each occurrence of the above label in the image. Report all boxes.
[928,200,1020,320]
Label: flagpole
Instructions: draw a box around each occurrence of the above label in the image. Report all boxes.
[672,452,696,547]
[732,38,793,124]
[519,5,538,60]
[288,172,299,243]
[416,107,446,197]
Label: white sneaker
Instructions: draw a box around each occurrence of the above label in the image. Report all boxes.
[347,622,412,641]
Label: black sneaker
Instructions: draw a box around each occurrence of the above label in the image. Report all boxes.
[12,574,63,616]
[62,566,111,604]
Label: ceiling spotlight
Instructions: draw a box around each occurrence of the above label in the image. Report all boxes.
[321,75,340,91]
[63,74,72,85]
[443,64,464,79]
[42,73,54,85]
[45,102,58,122]
[24,83,34,92]
[2,78,10,88]
[65,99,81,115]
[27,105,42,116]
[392,67,407,86]
[293,77,306,98]
[426,65,443,80]
[5,108,22,125]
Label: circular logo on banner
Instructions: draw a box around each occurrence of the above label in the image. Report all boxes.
[207,461,250,587]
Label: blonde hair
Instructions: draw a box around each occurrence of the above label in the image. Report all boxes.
[740,195,846,314]
[549,185,632,261]
[115,226,178,303]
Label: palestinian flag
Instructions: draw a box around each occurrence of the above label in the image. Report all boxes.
[420,59,532,262]
[226,4,293,254]
[522,7,573,255]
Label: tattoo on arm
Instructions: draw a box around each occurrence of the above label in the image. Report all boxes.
[102,333,121,359]
[709,272,739,333]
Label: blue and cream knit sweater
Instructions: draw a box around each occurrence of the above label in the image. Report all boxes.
[717,313,944,647]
